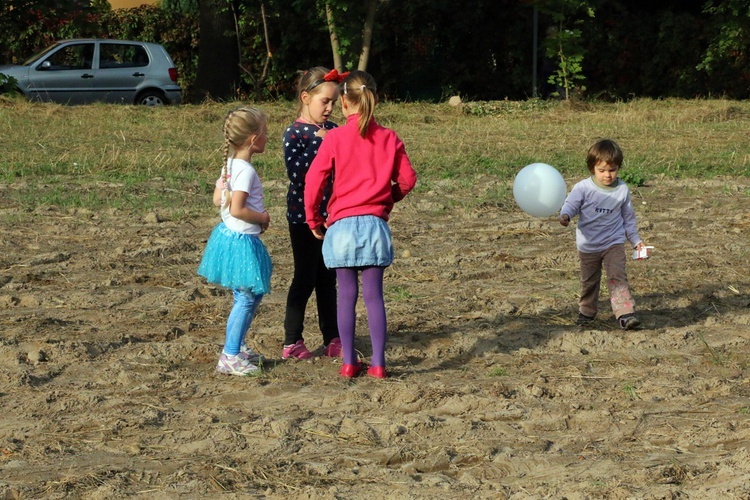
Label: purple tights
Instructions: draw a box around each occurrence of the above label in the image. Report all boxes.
[335,267,387,367]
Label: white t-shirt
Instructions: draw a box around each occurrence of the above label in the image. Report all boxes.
[221,158,265,235]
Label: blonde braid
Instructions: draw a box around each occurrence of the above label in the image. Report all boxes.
[219,106,268,211]
[220,110,235,210]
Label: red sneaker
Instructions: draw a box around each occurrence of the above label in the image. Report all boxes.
[367,366,387,379]
[339,363,364,378]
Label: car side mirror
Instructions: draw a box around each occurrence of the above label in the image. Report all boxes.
[40,60,52,70]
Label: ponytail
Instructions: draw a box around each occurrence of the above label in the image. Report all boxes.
[356,88,376,138]
[340,71,378,138]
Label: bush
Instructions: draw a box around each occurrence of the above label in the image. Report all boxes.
[0,73,18,95]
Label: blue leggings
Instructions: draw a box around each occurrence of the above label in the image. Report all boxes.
[336,267,387,367]
[224,289,263,356]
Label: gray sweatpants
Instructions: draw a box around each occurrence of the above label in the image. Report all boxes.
[578,244,636,319]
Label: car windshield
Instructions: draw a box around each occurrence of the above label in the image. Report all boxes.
[22,42,64,66]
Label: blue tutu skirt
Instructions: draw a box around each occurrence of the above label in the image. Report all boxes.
[322,215,393,268]
[198,223,272,293]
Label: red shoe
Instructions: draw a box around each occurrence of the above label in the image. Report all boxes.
[339,363,364,378]
[367,366,387,379]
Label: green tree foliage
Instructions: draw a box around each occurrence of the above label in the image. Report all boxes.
[232,1,284,100]
[534,0,594,100]
[313,0,378,72]
[3,0,750,101]
[162,0,199,15]
[90,0,111,12]
[375,0,533,101]
[699,0,750,98]
[243,0,333,98]
[580,1,707,100]
[0,0,98,63]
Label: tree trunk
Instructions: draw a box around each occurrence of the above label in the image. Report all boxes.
[192,0,240,101]
[325,2,343,72]
[357,0,377,71]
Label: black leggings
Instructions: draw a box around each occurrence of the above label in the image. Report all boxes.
[283,223,339,346]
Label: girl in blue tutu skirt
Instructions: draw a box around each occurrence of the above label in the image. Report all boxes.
[198,107,272,376]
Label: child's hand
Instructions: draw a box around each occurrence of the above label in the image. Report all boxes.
[632,242,653,260]
[559,214,570,227]
[311,226,325,240]
[315,128,327,138]
[260,210,270,233]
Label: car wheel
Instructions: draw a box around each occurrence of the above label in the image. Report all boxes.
[136,90,169,106]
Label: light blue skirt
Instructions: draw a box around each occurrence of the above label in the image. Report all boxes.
[322,215,393,268]
[198,223,272,293]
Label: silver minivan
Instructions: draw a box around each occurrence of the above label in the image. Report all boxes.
[0,39,182,105]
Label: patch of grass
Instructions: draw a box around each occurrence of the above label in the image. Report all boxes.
[476,182,513,210]
[622,383,640,400]
[387,285,413,301]
[1,99,749,214]
[489,367,508,377]
[33,186,105,209]
[619,169,647,187]
[462,98,558,116]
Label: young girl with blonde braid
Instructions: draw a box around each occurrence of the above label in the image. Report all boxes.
[198,107,272,376]
[281,67,348,360]
[305,71,418,379]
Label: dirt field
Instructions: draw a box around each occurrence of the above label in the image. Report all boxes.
[1,175,749,499]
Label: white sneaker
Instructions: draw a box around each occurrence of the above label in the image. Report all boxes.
[216,353,259,376]
[239,343,265,364]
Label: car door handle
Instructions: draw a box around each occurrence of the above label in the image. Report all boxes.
[132,72,145,77]
[81,74,94,79]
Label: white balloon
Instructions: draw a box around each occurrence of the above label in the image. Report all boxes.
[513,163,567,218]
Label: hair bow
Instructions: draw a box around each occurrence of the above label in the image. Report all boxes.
[323,69,350,83]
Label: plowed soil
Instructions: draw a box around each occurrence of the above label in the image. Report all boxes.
[1,175,749,498]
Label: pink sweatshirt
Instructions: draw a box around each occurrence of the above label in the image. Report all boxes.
[304,113,417,230]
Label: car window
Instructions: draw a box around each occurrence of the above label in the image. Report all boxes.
[23,43,62,65]
[100,43,150,69]
[42,43,94,70]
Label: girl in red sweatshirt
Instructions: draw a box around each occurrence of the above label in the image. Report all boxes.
[304,70,417,379]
